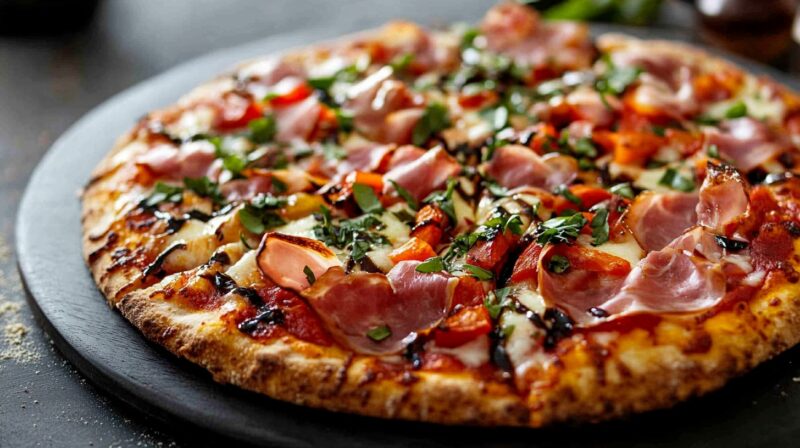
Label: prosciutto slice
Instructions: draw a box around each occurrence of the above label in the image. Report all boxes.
[344,66,423,144]
[485,145,577,191]
[136,141,217,180]
[626,191,698,252]
[274,96,322,143]
[301,261,456,355]
[480,2,593,71]
[602,247,726,316]
[383,146,461,201]
[704,118,787,172]
[537,245,631,323]
[256,233,342,292]
[696,163,749,235]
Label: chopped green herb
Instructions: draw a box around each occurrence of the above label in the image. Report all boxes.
[484,287,512,319]
[183,176,223,205]
[590,206,610,246]
[460,27,480,49]
[312,206,388,262]
[352,183,384,214]
[416,256,446,273]
[389,53,414,73]
[595,55,641,97]
[423,178,457,222]
[534,213,588,245]
[651,125,666,137]
[271,177,287,194]
[248,116,277,144]
[463,263,493,280]
[142,182,183,208]
[389,180,419,211]
[303,265,316,285]
[659,167,695,192]
[322,143,347,161]
[366,325,392,342]
[548,255,570,273]
[334,108,354,132]
[724,101,748,119]
[609,182,635,199]
[412,102,451,146]
[485,180,509,197]
[480,105,509,131]
[554,184,582,206]
[707,144,720,159]
[573,138,598,158]
[238,194,287,234]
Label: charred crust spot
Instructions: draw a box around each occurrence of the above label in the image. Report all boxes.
[87,232,119,263]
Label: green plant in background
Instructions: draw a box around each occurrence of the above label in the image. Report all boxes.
[524,0,663,25]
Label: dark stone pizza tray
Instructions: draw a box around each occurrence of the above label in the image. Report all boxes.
[16,23,800,447]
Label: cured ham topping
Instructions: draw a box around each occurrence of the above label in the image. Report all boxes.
[626,191,699,252]
[485,144,577,191]
[602,247,726,316]
[274,96,322,143]
[137,141,217,180]
[705,118,788,172]
[256,232,342,292]
[383,146,461,201]
[301,261,456,355]
[481,2,593,72]
[696,163,750,236]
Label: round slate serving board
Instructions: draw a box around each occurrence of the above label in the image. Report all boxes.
[16,22,800,447]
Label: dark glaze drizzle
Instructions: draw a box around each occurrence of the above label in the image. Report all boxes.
[142,242,187,278]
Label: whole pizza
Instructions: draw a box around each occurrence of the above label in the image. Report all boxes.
[81,2,800,426]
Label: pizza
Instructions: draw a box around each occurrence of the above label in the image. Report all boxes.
[81,2,800,426]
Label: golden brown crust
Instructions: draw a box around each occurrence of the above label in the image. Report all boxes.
[81,31,800,427]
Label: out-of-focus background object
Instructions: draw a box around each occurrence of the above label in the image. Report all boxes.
[696,0,796,63]
[526,0,664,25]
[0,0,100,34]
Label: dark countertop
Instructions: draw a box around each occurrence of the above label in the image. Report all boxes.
[0,1,777,446]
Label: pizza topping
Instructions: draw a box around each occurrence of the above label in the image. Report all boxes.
[485,144,578,191]
[537,244,631,323]
[696,162,750,236]
[704,117,788,172]
[602,247,726,316]
[256,232,342,292]
[383,146,461,201]
[626,191,698,252]
[137,141,217,180]
[301,261,456,355]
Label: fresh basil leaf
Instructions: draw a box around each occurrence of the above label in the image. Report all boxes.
[590,206,610,246]
[366,325,392,342]
[534,213,588,245]
[142,182,184,208]
[573,138,598,158]
[416,256,445,273]
[485,180,509,198]
[303,265,316,285]
[238,207,266,234]
[412,102,451,146]
[423,178,457,222]
[389,180,419,211]
[725,101,748,119]
[554,184,582,206]
[463,263,493,280]
[609,183,634,199]
[707,144,720,159]
[389,53,414,73]
[548,254,570,274]
[334,108,354,133]
[484,287,512,319]
[248,116,277,144]
[480,106,509,131]
[323,143,347,161]
[659,168,695,192]
[183,176,223,204]
[353,183,384,214]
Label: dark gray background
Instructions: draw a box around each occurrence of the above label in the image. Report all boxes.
[0,1,774,447]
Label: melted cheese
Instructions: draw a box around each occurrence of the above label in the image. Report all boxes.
[274,215,317,238]
[225,250,259,286]
[580,233,645,267]
[166,105,216,141]
[501,311,544,375]
[428,335,490,368]
[379,206,412,245]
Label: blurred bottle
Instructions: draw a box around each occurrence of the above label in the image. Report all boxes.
[0,0,99,35]
[696,0,795,63]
